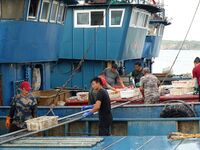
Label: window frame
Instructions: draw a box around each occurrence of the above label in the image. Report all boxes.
[57,3,65,24]
[109,9,125,27]
[0,1,1,18]
[130,9,150,29]
[27,0,41,21]
[50,0,59,23]
[74,10,90,28]
[39,0,51,22]
[74,9,106,28]
[61,5,67,24]
[144,14,150,28]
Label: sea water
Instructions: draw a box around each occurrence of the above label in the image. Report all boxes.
[153,50,200,75]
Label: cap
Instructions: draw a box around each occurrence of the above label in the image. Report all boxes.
[20,81,31,91]
[112,63,118,69]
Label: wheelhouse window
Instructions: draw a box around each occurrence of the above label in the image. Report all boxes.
[76,11,89,26]
[57,3,65,24]
[137,13,146,27]
[62,5,67,23]
[91,11,104,26]
[109,9,125,27]
[144,15,149,28]
[130,10,139,26]
[50,1,59,22]
[130,9,149,28]
[40,0,51,22]
[1,0,24,20]
[27,0,40,21]
[74,9,105,28]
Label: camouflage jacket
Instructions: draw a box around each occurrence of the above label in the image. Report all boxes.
[9,94,37,128]
[140,74,160,104]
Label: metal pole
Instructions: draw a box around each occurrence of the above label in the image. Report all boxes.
[0,98,141,144]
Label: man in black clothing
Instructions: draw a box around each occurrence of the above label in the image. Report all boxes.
[131,62,144,87]
[82,77,113,136]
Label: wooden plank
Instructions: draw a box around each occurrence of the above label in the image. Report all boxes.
[47,125,65,136]
[90,122,99,136]
[177,121,199,134]
[111,122,127,136]
[68,121,85,136]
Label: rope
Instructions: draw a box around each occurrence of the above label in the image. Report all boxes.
[168,132,200,140]
[160,0,200,85]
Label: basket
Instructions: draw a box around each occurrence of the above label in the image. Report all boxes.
[32,89,70,106]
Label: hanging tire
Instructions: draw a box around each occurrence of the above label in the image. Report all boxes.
[160,101,196,118]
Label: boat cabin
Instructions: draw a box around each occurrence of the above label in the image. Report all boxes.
[59,2,152,61]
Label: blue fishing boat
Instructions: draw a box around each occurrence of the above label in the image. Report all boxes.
[1,0,199,149]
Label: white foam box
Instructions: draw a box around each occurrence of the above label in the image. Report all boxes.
[76,92,89,101]
[26,116,58,131]
[172,79,195,88]
[120,88,141,99]
[107,90,120,99]
[169,87,194,96]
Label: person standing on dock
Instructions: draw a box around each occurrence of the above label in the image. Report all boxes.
[82,77,113,136]
[140,67,160,104]
[102,63,125,88]
[5,81,37,132]
[192,57,200,101]
[131,62,144,87]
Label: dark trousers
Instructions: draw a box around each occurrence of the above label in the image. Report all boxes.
[9,123,23,133]
[99,121,111,136]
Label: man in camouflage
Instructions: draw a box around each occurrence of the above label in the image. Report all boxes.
[5,81,37,132]
[140,67,160,104]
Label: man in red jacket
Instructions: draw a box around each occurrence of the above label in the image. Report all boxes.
[192,57,200,101]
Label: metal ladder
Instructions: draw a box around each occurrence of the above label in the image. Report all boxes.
[0,96,142,145]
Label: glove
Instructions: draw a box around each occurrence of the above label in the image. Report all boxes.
[135,82,141,87]
[194,87,199,94]
[81,105,94,111]
[82,111,93,118]
[5,116,11,129]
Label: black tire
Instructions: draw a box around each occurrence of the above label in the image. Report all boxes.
[160,103,196,118]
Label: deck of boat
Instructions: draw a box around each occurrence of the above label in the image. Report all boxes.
[0,136,199,150]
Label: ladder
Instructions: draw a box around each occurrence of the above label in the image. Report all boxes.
[0,96,142,145]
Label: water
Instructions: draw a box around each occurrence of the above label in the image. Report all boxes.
[153,50,200,75]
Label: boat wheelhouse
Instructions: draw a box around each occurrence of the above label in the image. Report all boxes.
[51,1,163,89]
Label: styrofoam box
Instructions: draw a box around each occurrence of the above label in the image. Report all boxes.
[26,116,58,131]
[169,87,194,96]
[120,88,141,99]
[172,80,195,88]
[107,90,120,99]
[76,92,89,101]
